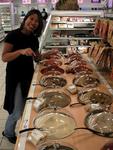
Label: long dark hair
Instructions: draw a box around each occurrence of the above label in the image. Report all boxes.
[20,9,43,37]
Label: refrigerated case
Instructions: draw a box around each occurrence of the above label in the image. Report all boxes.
[39,10,104,53]
[0,2,19,32]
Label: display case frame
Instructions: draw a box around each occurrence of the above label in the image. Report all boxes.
[39,10,104,52]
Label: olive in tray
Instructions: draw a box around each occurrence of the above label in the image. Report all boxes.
[40,66,64,75]
[70,88,112,110]
[39,76,67,88]
[39,143,76,150]
[40,59,62,67]
[39,145,73,150]
[77,89,112,106]
[66,64,93,75]
[85,110,113,137]
[33,89,71,111]
[42,53,62,60]
[73,74,100,88]
[41,49,62,60]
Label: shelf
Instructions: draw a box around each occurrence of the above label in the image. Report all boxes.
[0,4,18,32]
[0,36,5,42]
[49,27,94,31]
[51,37,102,40]
[1,18,11,21]
[2,25,12,27]
[0,14,5,39]
[45,45,91,48]
[0,30,4,34]
[51,21,95,24]
[1,13,10,15]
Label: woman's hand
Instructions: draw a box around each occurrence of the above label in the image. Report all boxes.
[2,42,36,62]
[33,51,41,63]
[20,48,36,57]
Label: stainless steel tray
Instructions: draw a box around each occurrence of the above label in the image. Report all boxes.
[36,90,71,109]
[85,110,113,137]
[73,74,100,88]
[33,111,76,140]
[38,142,76,150]
[78,89,112,105]
[40,76,67,88]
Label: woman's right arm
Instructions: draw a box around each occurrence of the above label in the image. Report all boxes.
[2,43,36,62]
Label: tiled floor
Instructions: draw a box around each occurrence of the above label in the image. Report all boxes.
[0,42,15,150]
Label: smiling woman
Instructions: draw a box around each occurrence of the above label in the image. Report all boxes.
[20,9,43,37]
[1,9,43,144]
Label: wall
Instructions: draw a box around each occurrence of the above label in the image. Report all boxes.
[79,0,106,10]
[13,0,52,15]
[0,0,112,16]
[79,0,113,10]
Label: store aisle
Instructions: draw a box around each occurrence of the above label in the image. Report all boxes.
[0,42,15,150]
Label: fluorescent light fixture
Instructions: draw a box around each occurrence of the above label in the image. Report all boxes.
[0,2,10,4]
[51,0,58,4]
[22,0,31,4]
[37,0,48,3]
[91,0,101,3]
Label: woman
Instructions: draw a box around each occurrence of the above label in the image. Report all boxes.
[2,9,43,144]
[41,8,48,29]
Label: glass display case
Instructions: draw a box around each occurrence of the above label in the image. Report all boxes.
[39,10,104,53]
[0,2,19,32]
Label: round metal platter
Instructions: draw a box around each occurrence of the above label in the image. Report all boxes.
[40,70,64,76]
[74,71,93,78]
[33,112,76,140]
[40,59,62,67]
[101,142,113,150]
[78,89,112,105]
[40,76,67,88]
[39,142,76,150]
[85,110,113,137]
[36,90,71,109]
[73,75,100,88]
[40,66,64,75]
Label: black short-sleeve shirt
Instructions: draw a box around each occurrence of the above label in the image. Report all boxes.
[4,28,39,114]
[5,28,39,79]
